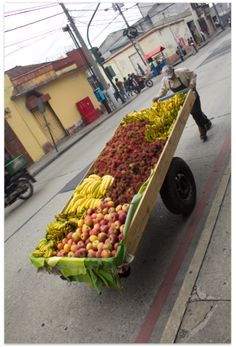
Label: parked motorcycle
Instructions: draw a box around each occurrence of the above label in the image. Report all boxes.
[5,155,36,207]
[131,75,154,94]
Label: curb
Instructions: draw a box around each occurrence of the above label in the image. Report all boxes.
[159,162,231,343]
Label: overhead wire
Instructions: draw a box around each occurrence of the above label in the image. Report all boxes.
[4,28,62,48]
[4,12,64,33]
[4,3,58,17]
[5,30,59,57]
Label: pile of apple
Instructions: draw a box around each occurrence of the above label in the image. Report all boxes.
[55,198,129,258]
[91,122,166,205]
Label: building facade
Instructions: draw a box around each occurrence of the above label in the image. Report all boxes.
[4,49,101,165]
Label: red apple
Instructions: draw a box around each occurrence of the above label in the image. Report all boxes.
[63,244,70,253]
[100,225,109,233]
[80,231,89,241]
[122,204,129,213]
[70,244,78,253]
[103,240,113,251]
[98,232,107,242]
[67,232,73,239]
[62,238,68,245]
[118,212,126,225]
[57,242,63,251]
[118,232,124,241]
[114,242,119,250]
[115,204,123,212]
[120,224,125,233]
[101,249,111,258]
[87,208,95,215]
[74,248,87,258]
[96,213,104,221]
[82,224,91,233]
[77,241,85,249]
[109,233,118,244]
[93,223,100,232]
[102,207,108,214]
[84,216,93,227]
[96,249,102,258]
[114,220,121,230]
[106,200,115,207]
[86,242,93,251]
[89,235,98,242]
[89,228,99,236]
[87,249,96,258]
[111,250,116,257]
[72,232,81,242]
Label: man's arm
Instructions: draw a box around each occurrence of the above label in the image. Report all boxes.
[153,79,169,102]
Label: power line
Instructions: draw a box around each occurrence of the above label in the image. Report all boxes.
[4,12,64,33]
[4,3,58,17]
[91,12,121,43]
[4,28,61,48]
[5,30,59,57]
[4,3,56,14]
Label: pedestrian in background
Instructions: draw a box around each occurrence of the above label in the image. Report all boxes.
[153,65,212,142]
[115,78,128,101]
[188,38,198,54]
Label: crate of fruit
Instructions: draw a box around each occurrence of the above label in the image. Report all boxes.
[30,90,196,293]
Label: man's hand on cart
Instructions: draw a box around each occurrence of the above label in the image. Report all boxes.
[152,96,160,103]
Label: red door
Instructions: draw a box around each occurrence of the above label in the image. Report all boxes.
[76,97,100,124]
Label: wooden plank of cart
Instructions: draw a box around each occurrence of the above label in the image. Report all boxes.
[121,89,196,272]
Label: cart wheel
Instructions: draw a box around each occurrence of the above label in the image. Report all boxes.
[160,157,196,215]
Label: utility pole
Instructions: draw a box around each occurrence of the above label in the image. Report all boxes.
[115,3,148,68]
[59,2,107,87]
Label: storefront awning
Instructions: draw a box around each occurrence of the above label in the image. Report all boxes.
[144,46,165,60]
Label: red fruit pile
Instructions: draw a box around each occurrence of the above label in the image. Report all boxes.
[91,122,166,204]
[55,198,129,258]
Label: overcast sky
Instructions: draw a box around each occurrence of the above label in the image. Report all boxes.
[3,1,145,71]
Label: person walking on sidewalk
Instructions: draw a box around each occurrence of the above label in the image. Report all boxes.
[153,65,212,142]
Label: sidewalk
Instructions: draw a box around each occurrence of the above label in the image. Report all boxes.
[160,162,231,343]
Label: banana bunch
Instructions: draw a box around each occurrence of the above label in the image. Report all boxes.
[46,220,72,241]
[121,93,186,142]
[32,238,55,258]
[65,174,114,215]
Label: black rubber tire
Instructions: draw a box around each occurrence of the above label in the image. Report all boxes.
[18,178,34,200]
[145,79,153,88]
[160,157,196,215]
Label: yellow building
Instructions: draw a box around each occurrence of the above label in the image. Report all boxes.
[4,49,101,165]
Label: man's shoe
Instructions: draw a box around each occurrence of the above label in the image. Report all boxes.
[199,126,207,142]
[205,120,212,131]
[200,134,207,142]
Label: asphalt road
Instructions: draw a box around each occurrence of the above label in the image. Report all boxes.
[4,29,231,343]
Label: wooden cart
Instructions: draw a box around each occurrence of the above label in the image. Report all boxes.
[31,90,196,288]
[124,90,196,258]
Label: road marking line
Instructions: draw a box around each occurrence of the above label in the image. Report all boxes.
[135,129,231,343]
[160,163,230,343]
